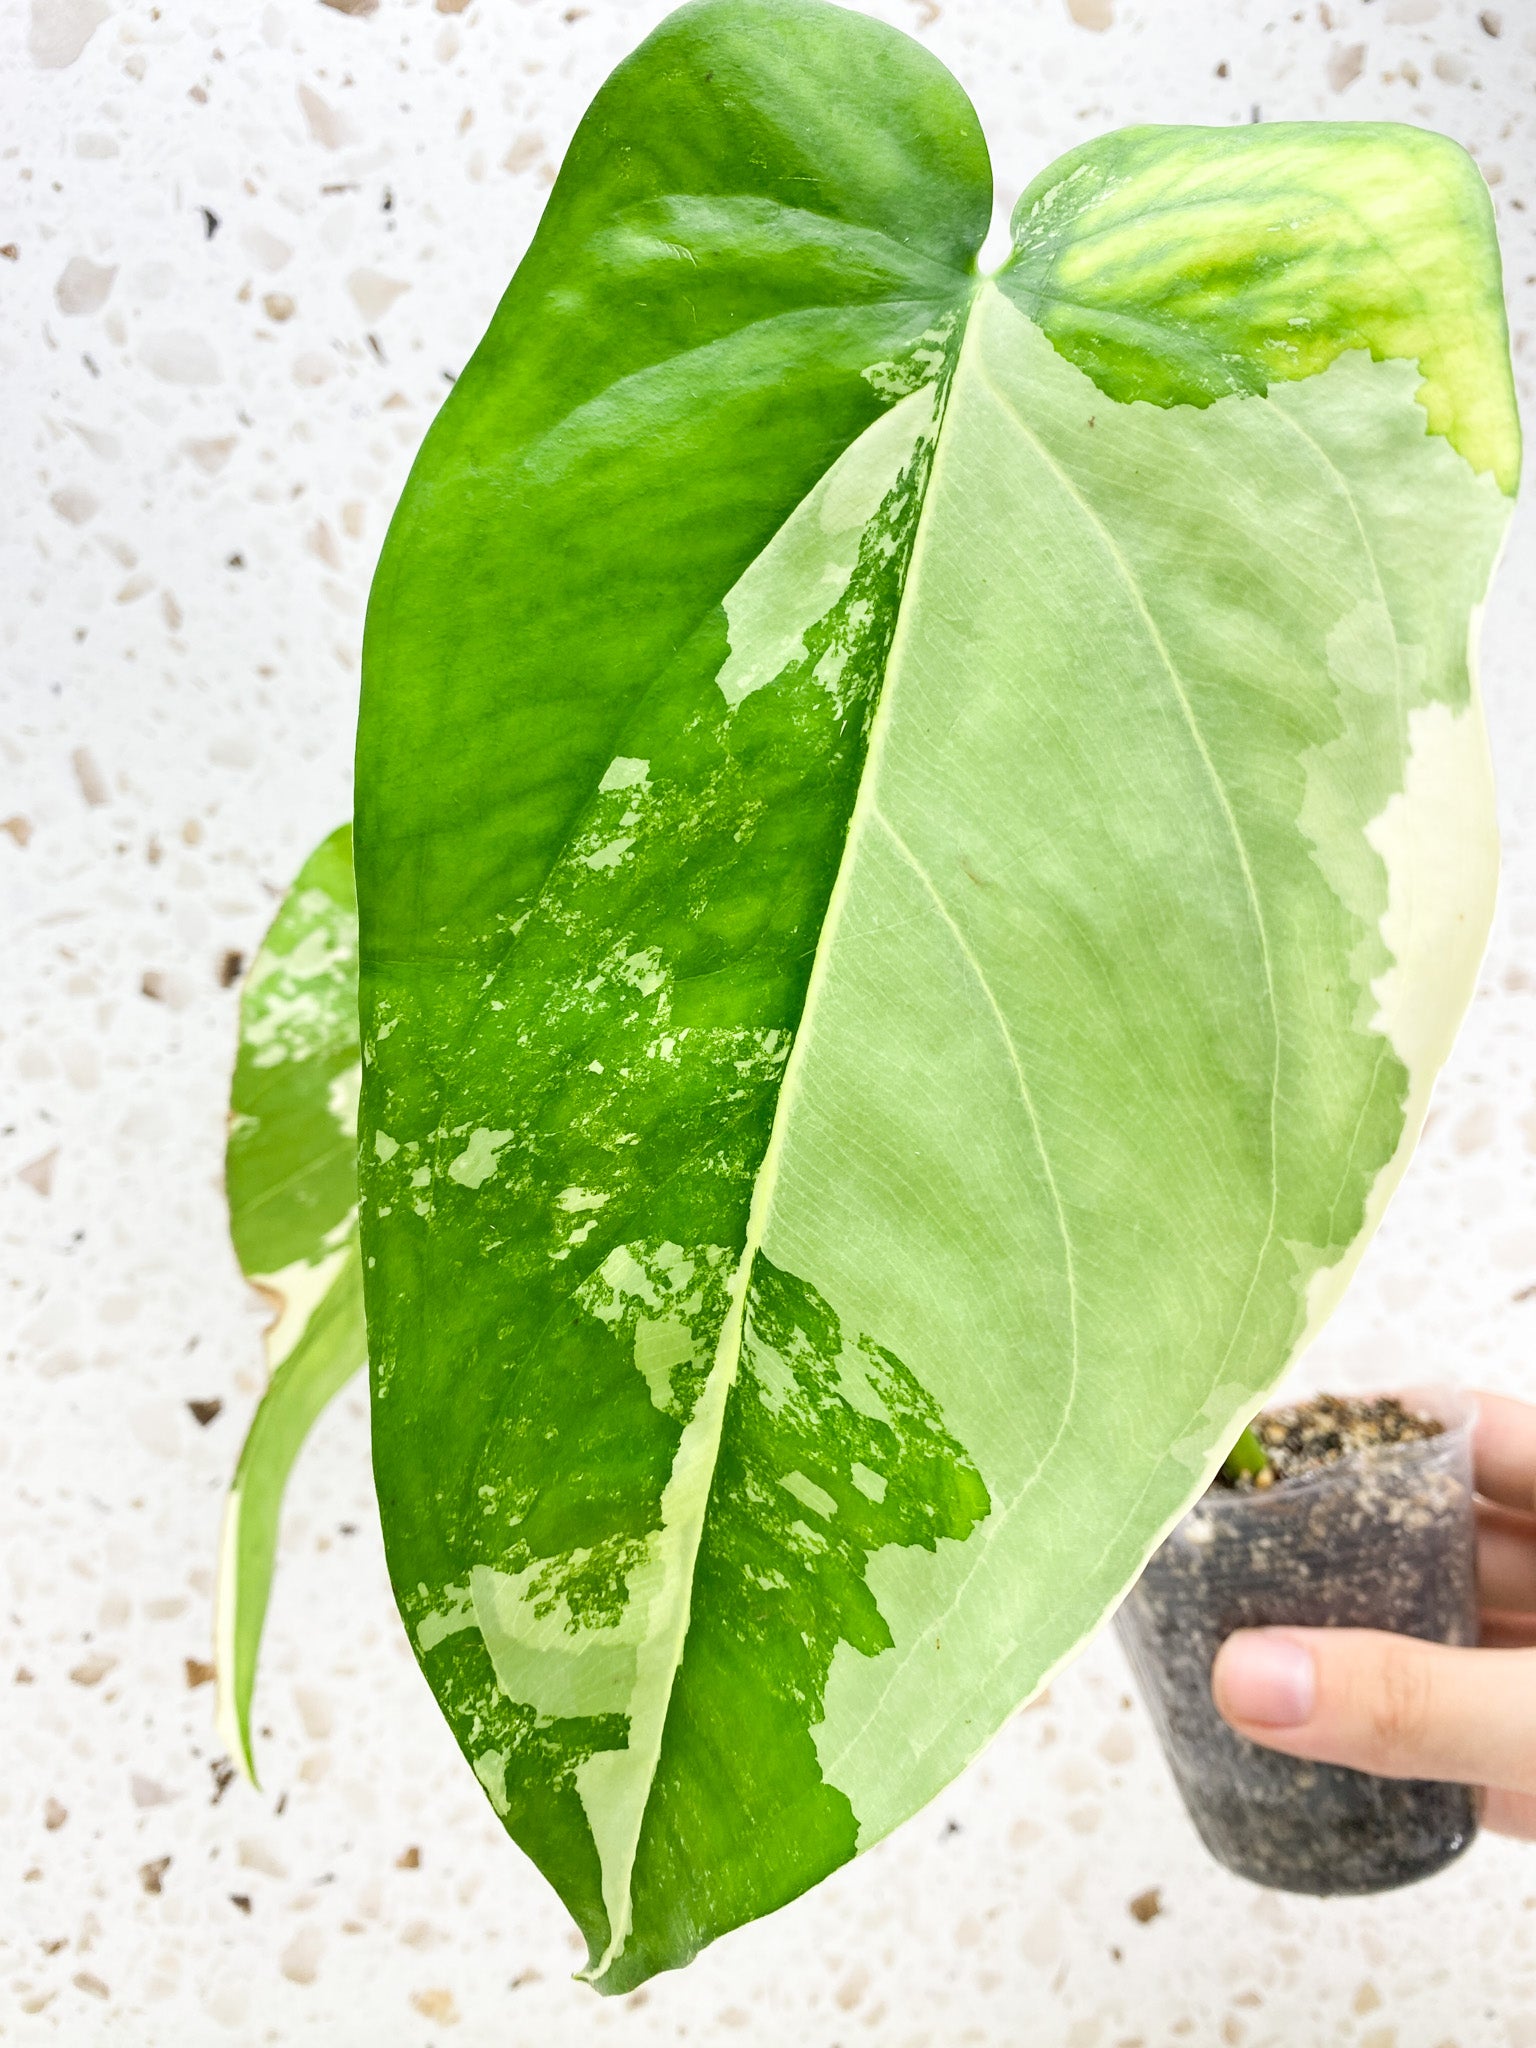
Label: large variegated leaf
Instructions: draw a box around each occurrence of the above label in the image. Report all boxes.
[354,0,1518,1991]
[217,825,364,1783]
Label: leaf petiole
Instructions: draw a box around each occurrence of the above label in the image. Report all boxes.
[1220,1425,1270,1484]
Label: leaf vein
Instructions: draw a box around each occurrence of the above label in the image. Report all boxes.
[974,348,1282,1389]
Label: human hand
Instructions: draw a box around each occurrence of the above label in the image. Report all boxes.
[1212,1390,1536,1839]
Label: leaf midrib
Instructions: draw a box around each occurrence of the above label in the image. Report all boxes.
[583,275,986,1985]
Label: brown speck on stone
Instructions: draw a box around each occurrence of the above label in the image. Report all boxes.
[307,519,343,568]
[141,969,194,1008]
[834,1966,869,2010]
[185,438,236,476]
[218,950,245,988]
[73,1972,110,2000]
[16,1667,35,1684]
[2,814,32,845]
[238,1837,287,1877]
[322,0,380,12]
[188,1398,224,1426]
[230,1893,252,1913]
[1129,1887,1162,1923]
[44,1797,67,1831]
[1326,41,1365,91]
[509,1968,541,1989]
[396,1845,421,1868]
[1479,8,1501,31]
[502,132,544,175]
[71,746,108,806]
[281,1926,324,1985]
[1215,59,1228,76]
[263,291,295,322]
[411,1989,460,2025]
[1,244,19,260]
[1514,1284,1536,1303]
[19,1149,58,1198]
[210,1760,236,1804]
[132,1775,173,1808]
[435,0,472,11]
[139,1855,171,1895]
[299,84,356,150]
[185,1657,216,1688]
[1065,0,1113,24]
[69,1651,116,1687]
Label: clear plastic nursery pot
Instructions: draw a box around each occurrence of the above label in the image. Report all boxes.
[1115,1393,1479,1895]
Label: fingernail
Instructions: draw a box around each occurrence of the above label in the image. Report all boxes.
[1214,1630,1316,1728]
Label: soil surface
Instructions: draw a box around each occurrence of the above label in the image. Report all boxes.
[1216,1393,1442,1493]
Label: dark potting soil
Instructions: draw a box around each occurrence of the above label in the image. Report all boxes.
[1215,1392,1443,1493]
[1115,1394,1477,1895]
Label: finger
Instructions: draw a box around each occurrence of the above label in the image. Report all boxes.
[1472,1393,1536,1514]
[1476,1507,1536,1614]
[1211,1627,1536,1792]
[1483,1786,1536,1841]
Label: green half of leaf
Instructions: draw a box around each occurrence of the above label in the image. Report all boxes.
[216,825,366,1785]
[353,0,1518,1993]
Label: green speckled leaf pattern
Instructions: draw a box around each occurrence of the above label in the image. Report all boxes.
[353,0,1518,1990]
[217,825,365,1784]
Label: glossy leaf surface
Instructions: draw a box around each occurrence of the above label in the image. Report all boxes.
[217,825,365,1783]
[354,0,1518,1988]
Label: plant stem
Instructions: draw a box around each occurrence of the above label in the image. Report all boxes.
[1220,1424,1269,1483]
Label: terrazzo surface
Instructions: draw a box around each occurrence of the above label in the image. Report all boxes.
[3,0,1535,2040]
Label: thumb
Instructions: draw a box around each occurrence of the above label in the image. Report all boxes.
[1212,1627,1536,1794]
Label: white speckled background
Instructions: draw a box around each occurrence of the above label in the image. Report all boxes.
[2,0,1532,2039]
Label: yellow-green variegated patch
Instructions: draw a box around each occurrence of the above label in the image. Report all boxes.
[348,0,1518,1995]
[217,825,365,1783]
